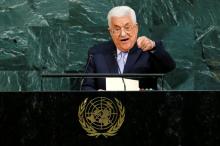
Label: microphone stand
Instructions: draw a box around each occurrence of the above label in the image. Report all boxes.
[113,52,126,91]
[79,54,93,91]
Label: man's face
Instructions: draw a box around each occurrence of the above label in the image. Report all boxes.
[109,15,138,52]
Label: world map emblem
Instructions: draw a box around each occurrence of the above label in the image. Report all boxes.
[78,97,125,138]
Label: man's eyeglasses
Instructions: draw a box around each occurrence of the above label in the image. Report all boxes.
[109,24,137,35]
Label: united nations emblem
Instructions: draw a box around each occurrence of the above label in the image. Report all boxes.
[78,97,125,138]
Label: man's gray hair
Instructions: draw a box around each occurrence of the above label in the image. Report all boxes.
[107,6,137,27]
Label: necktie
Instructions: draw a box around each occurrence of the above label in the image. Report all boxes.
[117,52,127,73]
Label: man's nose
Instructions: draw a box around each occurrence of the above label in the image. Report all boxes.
[120,28,126,37]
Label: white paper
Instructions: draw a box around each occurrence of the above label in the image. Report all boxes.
[106,77,139,91]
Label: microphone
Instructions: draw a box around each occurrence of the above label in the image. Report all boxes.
[79,54,93,91]
[113,51,126,91]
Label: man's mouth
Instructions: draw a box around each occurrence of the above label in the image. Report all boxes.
[120,38,129,42]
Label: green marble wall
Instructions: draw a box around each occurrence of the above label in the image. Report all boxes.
[0,0,220,91]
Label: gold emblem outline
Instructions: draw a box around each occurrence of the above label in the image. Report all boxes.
[78,97,125,138]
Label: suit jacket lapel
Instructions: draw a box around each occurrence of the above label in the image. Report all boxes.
[104,41,118,73]
[124,45,142,73]
[105,54,118,73]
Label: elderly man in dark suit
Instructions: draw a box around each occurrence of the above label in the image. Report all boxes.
[82,6,175,91]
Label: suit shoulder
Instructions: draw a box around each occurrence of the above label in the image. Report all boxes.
[89,41,115,54]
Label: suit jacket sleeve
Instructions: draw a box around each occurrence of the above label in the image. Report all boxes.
[149,40,176,73]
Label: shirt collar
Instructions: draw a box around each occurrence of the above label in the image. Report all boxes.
[116,48,128,55]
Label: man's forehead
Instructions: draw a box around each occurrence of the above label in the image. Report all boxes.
[110,16,134,26]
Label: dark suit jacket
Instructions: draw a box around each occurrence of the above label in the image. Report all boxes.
[82,40,175,90]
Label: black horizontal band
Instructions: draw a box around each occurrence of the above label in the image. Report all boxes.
[41,73,165,78]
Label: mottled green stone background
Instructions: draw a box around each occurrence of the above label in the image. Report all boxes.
[0,0,220,91]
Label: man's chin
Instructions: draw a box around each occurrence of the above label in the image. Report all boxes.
[119,48,130,52]
[120,45,132,52]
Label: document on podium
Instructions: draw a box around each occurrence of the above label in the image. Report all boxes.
[106,77,139,91]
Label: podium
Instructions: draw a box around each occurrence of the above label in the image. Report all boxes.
[0,91,220,146]
[40,73,165,91]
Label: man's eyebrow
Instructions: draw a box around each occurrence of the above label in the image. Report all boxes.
[112,23,131,27]
[124,23,131,26]
[112,24,120,28]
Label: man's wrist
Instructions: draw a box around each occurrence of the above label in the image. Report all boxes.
[150,40,156,53]
[151,40,156,48]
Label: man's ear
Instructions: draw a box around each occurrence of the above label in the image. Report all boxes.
[108,28,113,37]
[136,23,139,31]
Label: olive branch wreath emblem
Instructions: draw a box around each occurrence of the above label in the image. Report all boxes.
[78,97,125,138]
